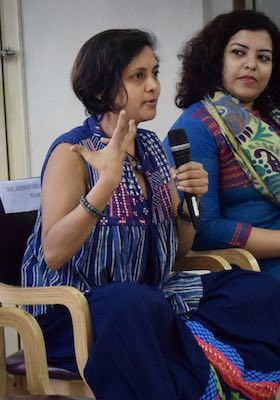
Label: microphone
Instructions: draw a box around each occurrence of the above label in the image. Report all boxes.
[168,128,199,229]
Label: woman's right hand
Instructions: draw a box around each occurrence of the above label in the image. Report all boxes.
[70,110,136,190]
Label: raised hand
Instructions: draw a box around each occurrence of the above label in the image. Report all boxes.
[171,161,208,197]
[70,110,136,189]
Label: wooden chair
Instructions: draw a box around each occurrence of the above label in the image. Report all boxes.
[0,177,257,397]
[0,200,93,397]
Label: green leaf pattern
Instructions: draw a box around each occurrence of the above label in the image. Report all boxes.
[203,91,280,206]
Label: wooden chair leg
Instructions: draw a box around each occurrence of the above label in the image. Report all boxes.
[0,308,53,395]
[0,326,8,395]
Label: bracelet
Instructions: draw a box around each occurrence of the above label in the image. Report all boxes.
[80,195,105,218]
[177,198,202,224]
[177,198,192,223]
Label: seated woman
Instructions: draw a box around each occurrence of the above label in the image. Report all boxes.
[163,9,280,283]
[22,27,280,399]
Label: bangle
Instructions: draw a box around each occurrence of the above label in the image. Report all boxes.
[177,198,192,223]
[80,195,105,218]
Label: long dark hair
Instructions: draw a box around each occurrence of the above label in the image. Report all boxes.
[71,29,157,117]
[176,10,280,111]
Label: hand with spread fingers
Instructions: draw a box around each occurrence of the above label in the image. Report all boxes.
[70,110,136,189]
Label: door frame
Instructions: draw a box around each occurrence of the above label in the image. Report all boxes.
[0,0,30,179]
[0,17,8,180]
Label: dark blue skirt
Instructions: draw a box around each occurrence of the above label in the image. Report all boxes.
[36,270,280,399]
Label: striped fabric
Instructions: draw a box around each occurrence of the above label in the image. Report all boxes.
[163,272,203,316]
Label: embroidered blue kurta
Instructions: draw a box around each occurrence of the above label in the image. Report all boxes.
[21,116,202,316]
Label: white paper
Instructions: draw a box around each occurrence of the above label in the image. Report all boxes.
[0,177,41,214]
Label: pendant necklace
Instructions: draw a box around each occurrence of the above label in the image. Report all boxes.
[126,152,139,169]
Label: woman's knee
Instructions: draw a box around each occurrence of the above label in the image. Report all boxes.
[86,282,171,325]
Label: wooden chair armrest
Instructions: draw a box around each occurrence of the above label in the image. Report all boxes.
[0,284,92,381]
[173,253,232,272]
[189,248,260,271]
[0,307,52,394]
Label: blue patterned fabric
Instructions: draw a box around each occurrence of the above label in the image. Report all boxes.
[200,365,224,399]
[188,269,280,399]
[163,272,203,315]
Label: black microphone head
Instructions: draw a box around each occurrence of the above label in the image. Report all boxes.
[168,128,190,154]
[168,128,188,146]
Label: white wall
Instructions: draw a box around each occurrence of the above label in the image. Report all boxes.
[202,0,233,23]
[255,0,280,28]
[20,0,204,175]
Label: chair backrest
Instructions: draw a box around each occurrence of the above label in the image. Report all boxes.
[0,199,37,286]
[0,177,40,286]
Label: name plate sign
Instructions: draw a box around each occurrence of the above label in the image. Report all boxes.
[0,177,41,214]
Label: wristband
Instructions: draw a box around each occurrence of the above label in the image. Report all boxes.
[177,198,202,224]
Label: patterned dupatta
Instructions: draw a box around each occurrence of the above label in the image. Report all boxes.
[202,90,280,206]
